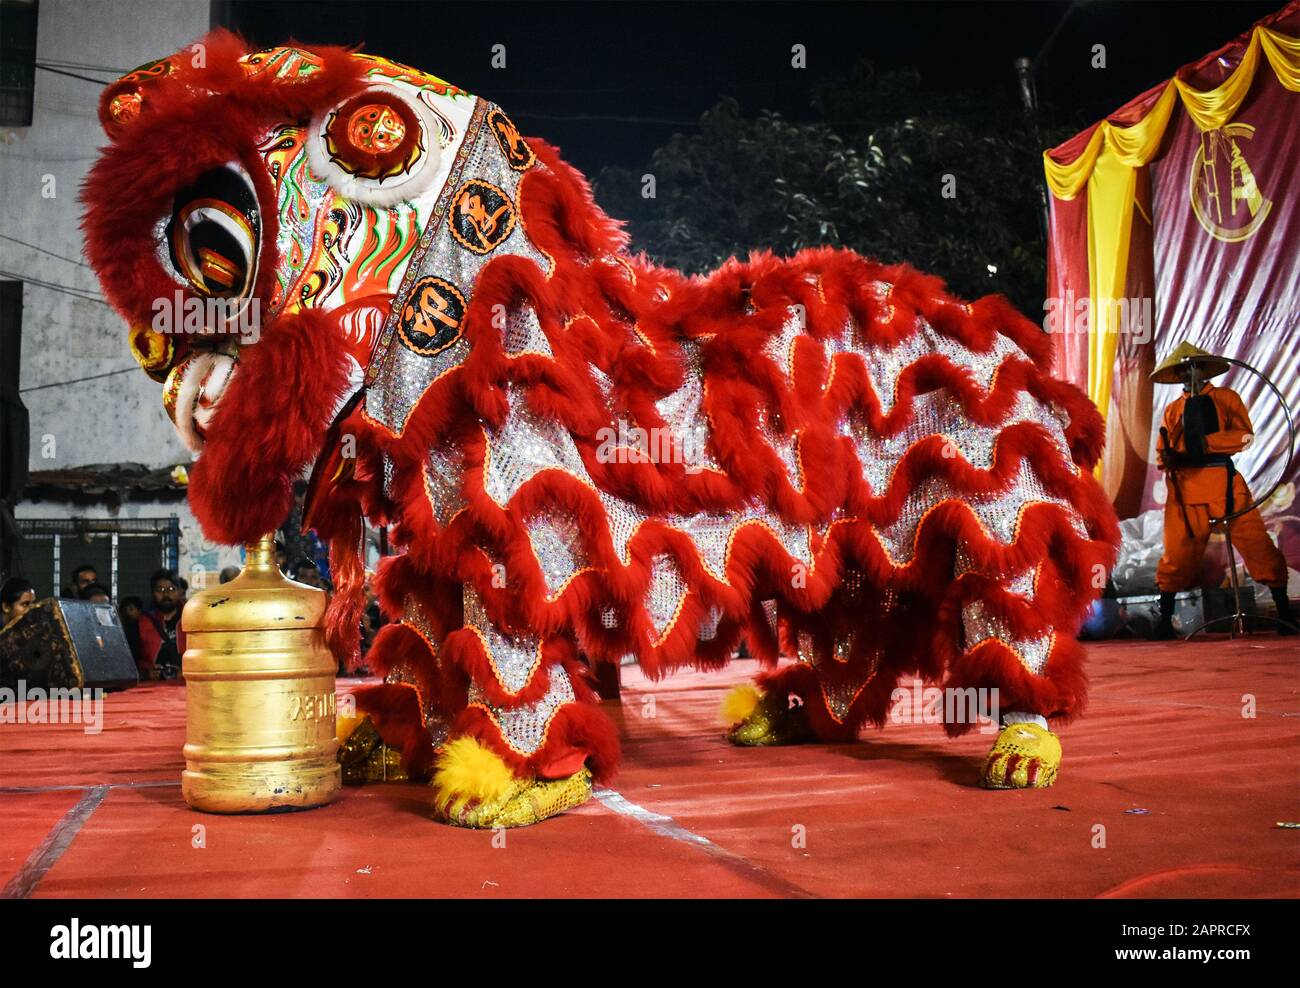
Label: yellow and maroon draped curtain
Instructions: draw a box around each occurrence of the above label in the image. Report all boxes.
[1044,2,1300,569]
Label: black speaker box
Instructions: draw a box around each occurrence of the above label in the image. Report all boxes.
[0,598,139,692]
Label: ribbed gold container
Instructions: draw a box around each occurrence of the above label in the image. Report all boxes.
[180,535,341,813]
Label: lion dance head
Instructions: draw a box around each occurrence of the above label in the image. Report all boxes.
[83,31,584,545]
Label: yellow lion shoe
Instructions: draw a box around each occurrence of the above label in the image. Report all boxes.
[336,712,375,753]
[723,685,815,747]
[453,769,594,829]
[980,721,1062,789]
[431,737,592,828]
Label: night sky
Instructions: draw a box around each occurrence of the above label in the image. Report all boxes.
[222,0,1283,176]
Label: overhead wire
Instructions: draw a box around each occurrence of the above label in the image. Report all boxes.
[0,268,112,307]
[34,63,113,87]
[20,366,140,393]
[0,233,94,270]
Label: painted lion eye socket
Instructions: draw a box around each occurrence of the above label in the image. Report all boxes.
[308,88,443,206]
[166,166,259,299]
[323,91,422,181]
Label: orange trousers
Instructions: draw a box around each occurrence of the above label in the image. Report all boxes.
[1156,497,1287,592]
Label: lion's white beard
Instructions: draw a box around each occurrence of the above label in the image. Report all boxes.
[173,345,364,458]
[173,350,236,454]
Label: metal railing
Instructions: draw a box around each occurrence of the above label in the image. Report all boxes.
[9,516,181,599]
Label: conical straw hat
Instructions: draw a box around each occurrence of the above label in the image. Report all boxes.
[1150,341,1230,384]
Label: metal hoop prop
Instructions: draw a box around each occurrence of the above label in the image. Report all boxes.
[1203,357,1294,523]
[1180,356,1297,639]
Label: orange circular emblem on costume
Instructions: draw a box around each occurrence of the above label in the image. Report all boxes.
[109,90,143,124]
[347,104,407,153]
[323,91,423,181]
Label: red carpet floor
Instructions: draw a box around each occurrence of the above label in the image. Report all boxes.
[1,637,1297,898]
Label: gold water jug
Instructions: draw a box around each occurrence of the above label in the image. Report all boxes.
[181,535,341,813]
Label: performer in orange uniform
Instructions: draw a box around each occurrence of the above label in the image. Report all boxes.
[1152,343,1295,638]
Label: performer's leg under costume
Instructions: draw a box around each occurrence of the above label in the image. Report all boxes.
[1158,469,1287,592]
[727,573,891,747]
[724,508,1099,791]
[431,587,624,826]
[1225,506,1295,632]
[429,586,618,827]
[1225,505,1288,587]
[339,565,618,826]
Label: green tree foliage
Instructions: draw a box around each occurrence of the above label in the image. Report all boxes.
[594,63,1068,317]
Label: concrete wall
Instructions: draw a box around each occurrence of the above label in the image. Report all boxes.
[0,0,210,474]
[2,2,379,591]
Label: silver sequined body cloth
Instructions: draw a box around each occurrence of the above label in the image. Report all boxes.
[352,98,1112,751]
[75,41,1113,767]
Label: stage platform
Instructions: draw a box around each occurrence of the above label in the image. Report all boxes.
[2,638,1297,899]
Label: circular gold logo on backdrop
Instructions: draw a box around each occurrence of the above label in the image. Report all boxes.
[1189,123,1273,244]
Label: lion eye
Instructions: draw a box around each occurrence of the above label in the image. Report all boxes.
[166,166,259,299]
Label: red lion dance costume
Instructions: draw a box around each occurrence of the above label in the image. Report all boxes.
[83,35,1119,827]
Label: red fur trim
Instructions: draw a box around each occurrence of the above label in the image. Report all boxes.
[187,308,352,543]
[365,612,467,712]
[351,681,438,780]
[325,513,366,668]
[452,699,620,783]
[941,637,1088,736]
[309,401,389,665]
[84,34,1120,765]
[756,511,1105,741]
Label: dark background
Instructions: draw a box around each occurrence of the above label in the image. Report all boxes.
[214,0,1284,310]
[219,0,1280,175]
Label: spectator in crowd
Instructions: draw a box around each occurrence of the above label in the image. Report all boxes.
[279,480,332,583]
[79,583,112,604]
[1,576,36,629]
[219,565,241,584]
[118,595,147,667]
[362,598,383,649]
[293,558,325,590]
[66,564,98,598]
[280,481,312,573]
[357,570,383,656]
[137,568,187,679]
